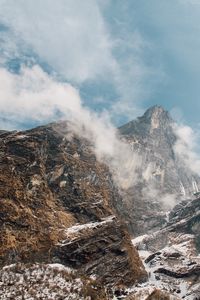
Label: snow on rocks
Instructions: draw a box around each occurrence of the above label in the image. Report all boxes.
[0,263,106,300]
[58,215,116,246]
[131,234,200,299]
[132,234,151,250]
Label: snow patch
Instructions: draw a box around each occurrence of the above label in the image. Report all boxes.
[59,215,115,246]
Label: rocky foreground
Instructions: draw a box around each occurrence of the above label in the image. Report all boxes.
[132,197,200,299]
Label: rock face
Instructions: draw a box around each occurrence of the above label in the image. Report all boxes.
[118,105,200,235]
[54,216,143,287]
[132,197,200,299]
[0,122,146,288]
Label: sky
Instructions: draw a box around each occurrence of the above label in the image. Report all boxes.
[0,0,200,129]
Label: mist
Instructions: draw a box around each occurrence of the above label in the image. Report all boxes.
[0,65,141,189]
[173,123,200,175]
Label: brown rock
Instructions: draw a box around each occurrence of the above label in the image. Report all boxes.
[0,122,146,287]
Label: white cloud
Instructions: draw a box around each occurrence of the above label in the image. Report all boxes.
[0,0,157,189]
[0,0,154,123]
[0,65,140,189]
[0,0,117,83]
[0,65,81,126]
[173,124,200,175]
[159,193,177,209]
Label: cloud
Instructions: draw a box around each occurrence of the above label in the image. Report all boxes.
[0,65,140,189]
[2,0,200,127]
[0,0,165,192]
[0,66,81,128]
[142,184,177,210]
[0,0,117,83]
[0,0,155,123]
[1,0,200,203]
[173,124,200,175]
[141,162,178,209]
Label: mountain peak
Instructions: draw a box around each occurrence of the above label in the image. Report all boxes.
[119,105,173,136]
[144,104,165,114]
[143,105,170,120]
[142,105,172,130]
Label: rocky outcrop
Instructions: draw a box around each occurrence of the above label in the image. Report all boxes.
[133,197,200,253]
[54,216,144,287]
[154,265,200,279]
[118,105,200,235]
[119,106,181,196]
[132,197,200,299]
[0,122,146,288]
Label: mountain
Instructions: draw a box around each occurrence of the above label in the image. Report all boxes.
[118,105,200,235]
[0,107,199,299]
[119,105,199,197]
[0,122,147,297]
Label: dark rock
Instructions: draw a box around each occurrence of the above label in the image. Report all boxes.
[154,265,200,278]
[145,251,162,264]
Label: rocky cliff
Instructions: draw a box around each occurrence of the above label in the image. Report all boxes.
[118,105,200,235]
[0,122,147,293]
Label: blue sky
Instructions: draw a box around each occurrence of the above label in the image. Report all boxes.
[0,0,200,129]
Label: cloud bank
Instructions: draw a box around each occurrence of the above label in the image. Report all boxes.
[0,0,154,123]
[0,65,141,189]
[0,0,117,83]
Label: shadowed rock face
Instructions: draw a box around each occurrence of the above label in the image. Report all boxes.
[118,105,200,235]
[0,122,146,287]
